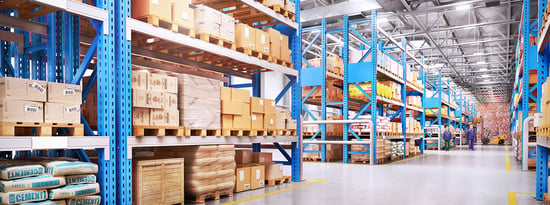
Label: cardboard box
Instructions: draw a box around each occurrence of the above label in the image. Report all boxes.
[132,71,148,90]
[255,29,270,55]
[235,150,253,164]
[222,100,244,115]
[264,0,284,7]
[233,115,251,129]
[231,88,251,103]
[264,99,276,115]
[148,90,165,109]
[276,108,291,120]
[221,87,232,101]
[148,73,167,92]
[276,118,286,129]
[166,109,179,126]
[220,14,235,42]
[263,28,281,59]
[133,108,150,126]
[252,152,272,164]
[47,82,82,104]
[263,163,283,180]
[250,97,264,114]
[281,48,291,62]
[132,89,148,108]
[165,76,178,94]
[44,102,80,123]
[0,77,47,102]
[172,1,194,31]
[164,93,178,110]
[0,100,43,122]
[222,114,233,129]
[235,24,256,50]
[250,165,265,189]
[280,34,289,51]
[195,6,221,36]
[150,109,167,126]
[234,167,251,192]
[286,119,297,130]
[264,114,276,129]
[131,0,172,22]
[285,0,295,12]
[251,114,264,129]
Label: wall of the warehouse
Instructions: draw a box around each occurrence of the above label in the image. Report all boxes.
[476,103,511,140]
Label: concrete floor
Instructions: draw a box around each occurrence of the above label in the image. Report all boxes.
[209,145,539,205]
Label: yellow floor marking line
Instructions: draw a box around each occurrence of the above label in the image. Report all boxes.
[506,145,512,172]
[382,153,430,166]
[508,192,534,205]
[223,178,326,205]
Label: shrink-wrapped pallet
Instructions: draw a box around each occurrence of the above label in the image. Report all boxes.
[177,74,221,129]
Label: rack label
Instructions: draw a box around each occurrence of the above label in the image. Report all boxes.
[32,82,46,94]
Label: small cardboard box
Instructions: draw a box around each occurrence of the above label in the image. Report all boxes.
[133,108,150,126]
[148,73,167,92]
[276,118,286,129]
[44,102,80,123]
[285,0,295,12]
[281,48,291,62]
[264,0,284,7]
[150,109,167,126]
[0,77,47,102]
[0,100,43,122]
[234,167,251,192]
[222,100,244,115]
[235,24,256,50]
[165,75,178,94]
[280,34,289,52]
[233,115,251,129]
[172,1,194,31]
[264,163,283,180]
[220,14,235,42]
[47,82,82,104]
[221,87,232,101]
[264,114,276,130]
[264,99,276,115]
[231,88,251,103]
[276,108,291,121]
[132,89,149,108]
[222,114,233,129]
[164,93,178,110]
[251,114,264,129]
[252,152,272,164]
[255,29,270,55]
[263,28,281,59]
[148,90,164,109]
[235,150,253,164]
[250,165,265,189]
[132,71,148,90]
[250,97,264,114]
[195,7,221,36]
[166,109,179,126]
[131,0,172,21]
[285,119,297,130]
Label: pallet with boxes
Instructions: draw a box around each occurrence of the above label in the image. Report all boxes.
[191,0,296,23]
[349,139,387,164]
[234,150,290,193]
[0,77,84,136]
[234,24,292,66]
[132,0,195,36]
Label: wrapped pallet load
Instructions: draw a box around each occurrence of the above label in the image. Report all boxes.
[177,73,221,129]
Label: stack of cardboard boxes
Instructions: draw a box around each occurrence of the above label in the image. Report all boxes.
[131,71,179,127]
[178,73,221,129]
[131,0,195,34]
[275,109,297,130]
[303,143,343,161]
[406,96,422,108]
[0,77,81,124]
[235,24,291,63]
[303,56,343,75]
[234,150,284,192]
[195,6,235,43]
[263,28,291,63]
[349,139,385,163]
[221,87,279,131]
[380,81,402,101]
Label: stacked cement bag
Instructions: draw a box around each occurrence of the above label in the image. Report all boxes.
[40,160,101,205]
[0,161,62,204]
[215,145,236,192]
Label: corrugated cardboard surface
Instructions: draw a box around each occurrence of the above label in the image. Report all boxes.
[255,29,270,55]
[131,0,172,21]
[251,114,263,129]
[178,74,221,129]
[132,71,148,90]
[47,82,82,104]
[44,103,80,123]
[0,77,47,102]
[0,100,43,122]
[133,108,150,126]
[235,24,255,50]
[250,97,264,114]
[476,102,511,140]
[172,1,194,29]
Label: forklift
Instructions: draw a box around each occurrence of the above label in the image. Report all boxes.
[481,127,506,145]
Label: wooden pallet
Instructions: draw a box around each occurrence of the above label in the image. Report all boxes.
[269,57,293,68]
[133,125,183,136]
[237,47,270,61]
[265,176,292,187]
[186,188,233,204]
[537,125,550,137]
[0,122,84,136]
[184,128,221,136]
[0,0,57,19]
[135,15,195,36]
[350,157,386,164]
[221,129,253,136]
[303,157,339,162]
[197,33,236,50]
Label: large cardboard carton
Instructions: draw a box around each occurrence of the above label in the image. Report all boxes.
[150,109,166,126]
[220,14,235,42]
[178,74,221,129]
[172,0,194,30]
[148,73,167,92]
[233,115,251,129]
[221,87,232,101]
[235,150,253,164]
[148,90,165,109]
[221,100,244,115]
[255,29,270,55]
[131,0,173,21]
[195,6,222,36]
[166,110,179,126]
[235,24,256,50]
[222,114,233,129]
[252,152,272,164]
[263,163,283,180]
[231,88,250,103]
[251,114,264,129]
[0,77,47,102]
[234,167,250,192]
[0,100,43,122]
[250,97,264,114]
[285,0,295,12]
[165,76,178,94]
[264,114,276,130]
[47,82,82,104]
[249,165,265,189]
[281,48,291,62]
[263,99,276,115]
[164,93,178,110]
[132,71,148,90]
[132,89,149,108]
[263,28,281,59]
[44,103,80,123]
[133,108,150,126]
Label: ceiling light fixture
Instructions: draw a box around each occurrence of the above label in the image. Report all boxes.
[479,68,487,71]
[378,18,388,23]
[473,52,483,56]
[477,61,485,64]
[456,4,471,10]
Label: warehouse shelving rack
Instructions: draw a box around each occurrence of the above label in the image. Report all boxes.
[300,11,427,164]
[0,0,304,203]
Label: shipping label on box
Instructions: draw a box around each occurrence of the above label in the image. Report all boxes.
[234,167,251,192]
[250,165,265,189]
[236,24,256,50]
[131,71,148,90]
[251,114,264,129]
[164,93,178,110]
[222,100,244,115]
[148,73,167,92]
[250,97,264,114]
[133,108,150,126]
[0,100,44,122]
[148,90,164,109]
[47,82,82,104]
[45,102,80,123]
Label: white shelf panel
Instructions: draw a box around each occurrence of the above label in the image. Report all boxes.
[377,97,404,107]
[407,83,424,94]
[0,136,111,160]
[127,135,297,158]
[377,67,404,84]
[239,0,298,29]
[34,0,109,34]
[406,105,423,112]
[126,18,298,77]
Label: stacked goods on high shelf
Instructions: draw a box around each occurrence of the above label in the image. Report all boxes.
[235,23,292,65]
[349,82,397,102]
[151,145,236,203]
[303,56,344,76]
[234,150,289,191]
[133,70,179,127]
[276,109,297,130]
[350,139,386,163]
[177,73,222,134]
[194,6,235,46]
[407,70,423,90]
[348,115,392,134]
[262,28,292,65]
[0,159,100,204]
[0,77,83,136]
[349,50,404,80]
[425,106,449,117]
[132,0,195,35]
[407,96,422,109]
[405,117,421,135]
[379,81,402,102]
[302,80,343,102]
[537,81,550,137]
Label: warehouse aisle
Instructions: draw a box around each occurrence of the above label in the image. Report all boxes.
[215,145,538,205]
